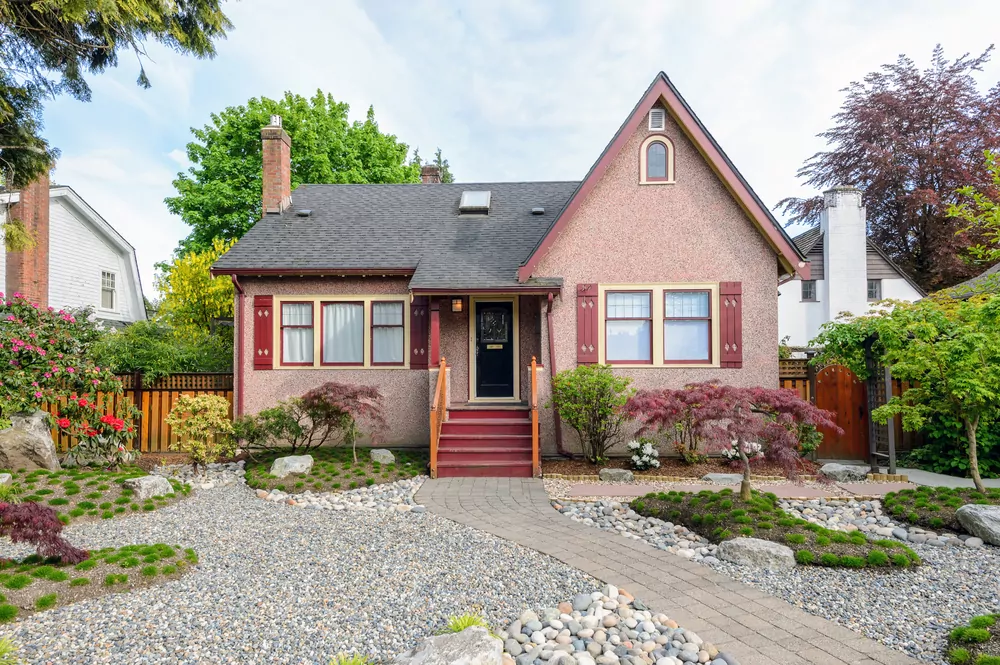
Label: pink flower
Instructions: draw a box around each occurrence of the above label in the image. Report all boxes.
[66,367,75,373]
[92,379,99,385]
[33,391,42,399]
[5,316,13,322]
[37,349,46,356]
[31,382,37,387]
[43,373,51,378]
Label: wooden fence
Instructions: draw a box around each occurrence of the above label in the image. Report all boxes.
[43,373,234,453]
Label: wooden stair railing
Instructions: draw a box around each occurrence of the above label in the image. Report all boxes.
[530,356,540,478]
[429,356,447,479]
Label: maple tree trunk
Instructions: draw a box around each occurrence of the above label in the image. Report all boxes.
[738,438,752,501]
[966,417,985,493]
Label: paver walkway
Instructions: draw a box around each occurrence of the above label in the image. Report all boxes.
[895,467,1000,489]
[417,478,919,665]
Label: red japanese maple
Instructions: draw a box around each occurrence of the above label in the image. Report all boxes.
[0,502,88,564]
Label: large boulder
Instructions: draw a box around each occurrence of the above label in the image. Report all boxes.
[716,537,796,569]
[393,626,503,665]
[956,504,1000,546]
[123,475,174,500]
[371,448,396,465]
[0,411,60,471]
[701,473,744,484]
[269,455,314,478]
[818,463,869,482]
[598,468,634,482]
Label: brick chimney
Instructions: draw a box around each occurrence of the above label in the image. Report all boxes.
[420,164,441,184]
[5,169,50,307]
[261,115,292,214]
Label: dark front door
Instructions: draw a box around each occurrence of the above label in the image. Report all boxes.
[475,301,515,399]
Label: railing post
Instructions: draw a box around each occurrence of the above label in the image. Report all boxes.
[429,356,446,479]
[530,356,539,478]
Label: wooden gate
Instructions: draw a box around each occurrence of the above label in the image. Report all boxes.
[814,365,868,460]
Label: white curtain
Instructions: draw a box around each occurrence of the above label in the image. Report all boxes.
[664,320,709,361]
[372,302,404,364]
[281,303,313,363]
[322,303,364,364]
[606,292,651,362]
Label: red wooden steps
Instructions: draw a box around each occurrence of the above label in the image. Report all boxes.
[436,406,533,477]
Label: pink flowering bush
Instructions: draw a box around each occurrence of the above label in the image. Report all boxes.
[0,293,138,466]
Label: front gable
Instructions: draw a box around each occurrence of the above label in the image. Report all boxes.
[519,72,808,283]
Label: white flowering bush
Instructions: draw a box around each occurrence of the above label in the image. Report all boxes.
[626,438,660,470]
[721,440,764,462]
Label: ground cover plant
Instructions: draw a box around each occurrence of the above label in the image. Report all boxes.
[883,486,1000,533]
[0,544,196,622]
[947,614,1000,665]
[244,447,427,494]
[0,467,189,524]
[632,489,921,569]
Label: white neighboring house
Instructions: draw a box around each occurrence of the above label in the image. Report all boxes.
[778,186,924,348]
[0,175,146,326]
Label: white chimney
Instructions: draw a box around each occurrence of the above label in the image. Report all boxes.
[820,186,867,321]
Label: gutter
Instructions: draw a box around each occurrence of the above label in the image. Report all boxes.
[547,292,569,458]
[231,275,245,418]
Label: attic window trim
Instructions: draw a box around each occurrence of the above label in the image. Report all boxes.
[459,190,492,214]
[638,134,676,185]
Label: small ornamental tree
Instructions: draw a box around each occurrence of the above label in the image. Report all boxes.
[0,502,88,564]
[550,365,634,464]
[57,393,140,469]
[627,383,840,500]
[165,394,236,472]
[299,383,386,463]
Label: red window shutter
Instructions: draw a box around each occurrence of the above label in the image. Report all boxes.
[720,282,743,369]
[577,283,599,364]
[253,295,274,370]
[410,296,429,369]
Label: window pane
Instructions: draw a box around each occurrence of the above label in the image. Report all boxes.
[867,280,881,300]
[373,327,404,363]
[282,303,312,325]
[801,280,815,300]
[647,143,667,179]
[606,320,651,362]
[372,301,403,326]
[283,328,314,363]
[322,303,363,363]
[101,289,115,310]
[607,292,650,319]
[664,291,709,318]
[665,320,710,361]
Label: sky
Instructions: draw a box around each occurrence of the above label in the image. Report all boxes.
[38,0,1000,296]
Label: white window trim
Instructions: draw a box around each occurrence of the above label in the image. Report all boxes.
[638,134,676,185]
[99,270,118,313]
[272,295,410,369]
[597,283,720,368]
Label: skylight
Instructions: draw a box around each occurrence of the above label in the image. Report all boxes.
[459,190,491,214]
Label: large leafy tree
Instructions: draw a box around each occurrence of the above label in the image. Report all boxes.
[155,238,235,333]
[944,149,1000,296]
[0,0,231,187]
[777,45,1000,292]
[166,91,445,252]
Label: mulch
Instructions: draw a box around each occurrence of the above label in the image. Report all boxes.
[542,457,819,478]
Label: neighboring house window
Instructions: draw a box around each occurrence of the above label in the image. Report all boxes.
[605,291,652,364]
[867,279,882,301]
[646,142,668,180]
[321,302,364,365]
[801,280,816,301]
[639,135,675,184]
[281,303,314,365]
[371,301,404,365]
[663,290,711,362]
[101,271,116,310]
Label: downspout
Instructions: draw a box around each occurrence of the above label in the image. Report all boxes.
[547,292,569,458]
[231,275,245,418]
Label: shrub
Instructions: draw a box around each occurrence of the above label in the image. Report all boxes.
[35,593,57,610]
[891,553,911,567]
[550,365,633,463]
[2,574,30,590]
[440,613,490,634]
[0,502,88,563]
[786,534,806,545]
[166,394,236,471]
[141,565,158,577]
[626,437,661,470]
[838,555,866,568]
[0,605,16,623]
[795,550,815,564]
[0,637,19,665]
[949,648,972,665]
[976,656,1000,665]
[0,484,21,505]
[70,577,90,587]
[969,615,997,630]
[819,553,840,566]
[866,550,890,566]
[722,440,764,462]
[951,628,992,644]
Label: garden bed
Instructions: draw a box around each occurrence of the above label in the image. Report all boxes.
[2,467,189,524]
[542,457,819,479]
[948,614,1000,665]
[883,486,1000,533]
[632,489,921,568]
[244,447,427,494]
[0,544,196,622]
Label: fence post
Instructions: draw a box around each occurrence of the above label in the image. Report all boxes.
[804,351,817,404]
[132,370,143,451]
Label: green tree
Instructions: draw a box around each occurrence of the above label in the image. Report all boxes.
[0,0,231,187]
[166,91,444,252]
[90,320,233,380]
[155,238,235,332]
[411,147,454,183]
[549,365,634,464]
[945,149,1000,296]
[813,296,1000,491]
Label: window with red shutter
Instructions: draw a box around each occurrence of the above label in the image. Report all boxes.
[577,283,599,364]
[719,282,743,368]
[253,295,274,370]
[409,296,429,369]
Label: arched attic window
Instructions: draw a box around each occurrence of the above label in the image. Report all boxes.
[639,135,675,185]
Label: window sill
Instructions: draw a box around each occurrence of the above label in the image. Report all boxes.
[800,299,818,303]
[638,179,676,186]
[604,363,720,369]
[273,365,411,370]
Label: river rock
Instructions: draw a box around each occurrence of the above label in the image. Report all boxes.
[371,448,396,464]
[0,411,60,471]
[701,474,743,485]
[269,455,314,478]
[818,463,868,482]
[394,626,503,665]
[716,537,796,569]
[956,504,1000,546]
[123,475,174,500]
[598,468,634,482]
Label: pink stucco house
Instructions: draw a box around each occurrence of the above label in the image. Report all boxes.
[212,73,809,477]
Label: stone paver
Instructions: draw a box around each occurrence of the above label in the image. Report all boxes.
[417,478,920,665]
[836,482,915,495]
[894,468,1000,489]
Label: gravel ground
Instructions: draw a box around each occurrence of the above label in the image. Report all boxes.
[0,484,599,665]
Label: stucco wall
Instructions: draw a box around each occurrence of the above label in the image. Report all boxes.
[531,108,780,455]
[239,276,429,446]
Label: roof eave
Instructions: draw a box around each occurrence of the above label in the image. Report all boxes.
[209,267,416,278]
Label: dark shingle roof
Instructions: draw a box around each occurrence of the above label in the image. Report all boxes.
[791,227,823,255]
[213,182,578,289]
[943,262,1000,299]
